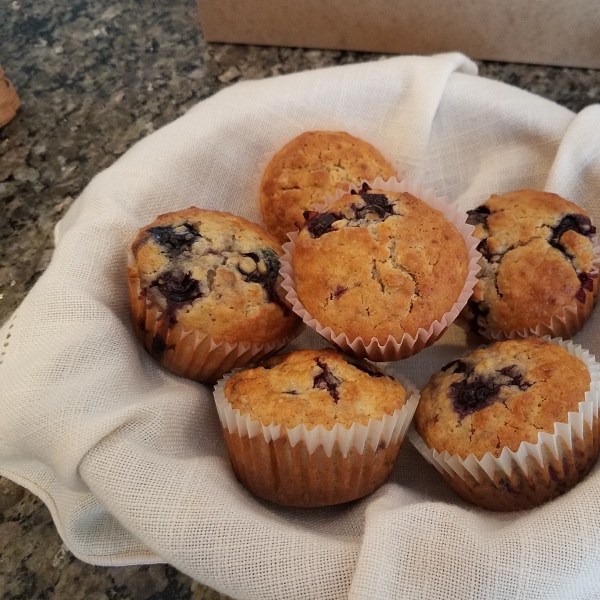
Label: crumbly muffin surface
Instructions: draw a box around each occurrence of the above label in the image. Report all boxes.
[224,348,407,430]
[292,186,469,342]
[462,189,597,333]
[131,207,299,343]
[414,338,591,459]
[260,131,396,243]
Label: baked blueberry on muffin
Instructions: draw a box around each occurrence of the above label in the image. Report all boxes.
[412,337,599,511]
[259,131,396,243]
[291,184,470,351]
[214,348,419,507]
[128,207,300,382]
[461,189,598,338]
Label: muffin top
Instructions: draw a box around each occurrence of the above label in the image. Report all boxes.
[131,207,299,344]
[259,131,396,243]
[224,348,408,430]
[462,189,597,334]
[291,185,469,343]
[414,338,591,459]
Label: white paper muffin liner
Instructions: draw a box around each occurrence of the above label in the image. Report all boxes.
[127,254,297,384]
[477,236,600,341]
[279,177,482,361]
[214,363,420,506]
[253,124,402,237]
[408,336,600,511]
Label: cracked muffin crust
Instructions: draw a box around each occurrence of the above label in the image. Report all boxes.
[129,207,300,349]
[224,348,408,430]
[291,184,470,343]
[259,131,396,243]
[461,189,598,336]
[414,338,591,460]
[218,348,415,506]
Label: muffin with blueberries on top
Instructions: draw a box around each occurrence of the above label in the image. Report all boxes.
[412,337,599,511]
[290,183,471,359]
[461,189,598,339]
[128,207,300,383]
[214,348,419,507]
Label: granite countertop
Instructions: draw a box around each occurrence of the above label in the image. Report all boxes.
[2,0,600,598]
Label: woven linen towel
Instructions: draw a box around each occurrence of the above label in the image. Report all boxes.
[2,52,600,600]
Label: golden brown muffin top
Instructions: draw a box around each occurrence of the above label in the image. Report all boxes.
[291,185,469,343]
[224,348,408,430]
[260,131,396,243]
[414,338,591,460]
[462,189,597,334]
[131,207,299,344]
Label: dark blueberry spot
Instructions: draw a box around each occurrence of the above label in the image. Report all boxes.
[575,272,597,303]
[498,365,530,391]
[152,271,202,305]
[476,239,491,260]
[576,271,597,302]
[498,364,520,378]
[147,223,200,258]
[466,205,491,228]
[329,286,348,300]
[304,211,342,238]
[352,192,395,220]
[151,335,167,359]
[351,182,372,195]
[378,440,387,450]
[441,359,468,374]
[347,358,385,378]
[450,377,502,420]
[549,214,595,250]
[449,364,531,419]
[580,272,596,291]
[238,248,286,309]
[313,359,342,402]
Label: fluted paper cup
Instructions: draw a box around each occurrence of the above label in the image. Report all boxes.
[214,366,420,507]
[408,337,600,511]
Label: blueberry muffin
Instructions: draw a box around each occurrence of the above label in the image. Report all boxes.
[215,348,418,506]
[260,131,396,243]
[291,184,470,349]
[129,207,300,382]
[413,338,598,510]
[461,189,598,338]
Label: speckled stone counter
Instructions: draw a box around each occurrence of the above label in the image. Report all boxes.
[2,0,600,598]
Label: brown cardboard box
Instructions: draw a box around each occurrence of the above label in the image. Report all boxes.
[197,0,600,69]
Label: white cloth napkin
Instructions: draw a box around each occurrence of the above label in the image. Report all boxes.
[2,52,600,600]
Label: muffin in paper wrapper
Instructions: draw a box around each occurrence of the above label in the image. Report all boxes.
[279,177,482,361]
[475,238,600,342]
[408,337,600,511]
[127,257,297,384]
[213,367,420,507]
